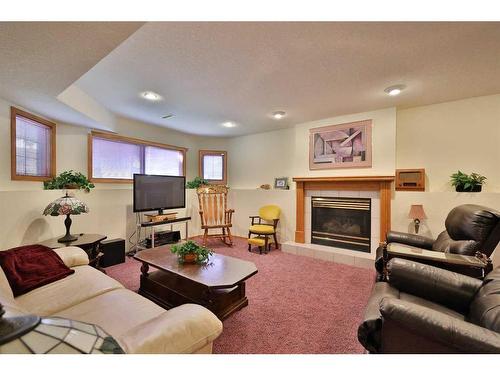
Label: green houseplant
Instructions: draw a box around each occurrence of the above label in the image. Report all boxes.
[186,177,209,189]
[170,240,214,264]
[450,171,486,192]
[44,170,95,193]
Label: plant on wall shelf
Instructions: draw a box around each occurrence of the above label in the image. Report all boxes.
[44,170,95,192]
[170,240,213,264]
[450,171,486,192]
[186,177,210,189]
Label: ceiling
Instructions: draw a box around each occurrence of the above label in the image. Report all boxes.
[2,22,500,136]
[0,22,143,127]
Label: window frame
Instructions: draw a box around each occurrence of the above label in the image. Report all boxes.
[198,149,228,185]
[88,131,187,183]
[10,106,57,181]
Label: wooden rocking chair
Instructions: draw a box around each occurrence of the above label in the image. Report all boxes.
[196,185,234,246]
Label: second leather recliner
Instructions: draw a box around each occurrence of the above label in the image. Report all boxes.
[375,204,500,279]
[358,258,500,353]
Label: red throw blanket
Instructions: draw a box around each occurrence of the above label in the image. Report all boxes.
[0,244,75,297]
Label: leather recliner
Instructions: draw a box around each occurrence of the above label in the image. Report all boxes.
[376,204,500,278]
[358,258,500,353]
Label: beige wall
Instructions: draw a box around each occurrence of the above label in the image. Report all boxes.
[0,97,226,249]
[226,97,500,264]
[393,94,500,265]
[228,107,396,188]
[397,94,500,192]
[222,107,397,245]
[2,92,500,265]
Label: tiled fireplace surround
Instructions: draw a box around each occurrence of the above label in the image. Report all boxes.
[282,176,394,269]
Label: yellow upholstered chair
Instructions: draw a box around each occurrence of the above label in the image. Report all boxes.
[248,205,281,254]
[197,185,234,246]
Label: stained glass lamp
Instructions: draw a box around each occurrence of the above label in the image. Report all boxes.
[43,193,89,243]
[0,303,124,354]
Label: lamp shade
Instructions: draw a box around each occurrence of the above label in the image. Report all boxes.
[43,194,89,217]
[0,303,124,354]
[408,204,427,220]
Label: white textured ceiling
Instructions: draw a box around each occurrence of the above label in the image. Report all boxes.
[0,22,143,127]
[75,22,500,136]
[2,22,500,136]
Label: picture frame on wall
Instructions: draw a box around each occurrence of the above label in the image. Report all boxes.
[274,177,289,189]
[309,119,372,170]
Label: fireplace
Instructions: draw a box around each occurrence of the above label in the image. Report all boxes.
[311,197,371,252]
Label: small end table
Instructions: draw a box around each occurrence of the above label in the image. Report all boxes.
[39,233,107,272]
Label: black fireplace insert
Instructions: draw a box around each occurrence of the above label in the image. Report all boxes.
[311,196,371,252]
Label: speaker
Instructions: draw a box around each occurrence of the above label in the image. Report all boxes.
[100,238,126,267]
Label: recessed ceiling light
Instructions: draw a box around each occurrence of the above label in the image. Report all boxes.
[141,91,162,101]
[272,111,286,120]
[384,85,405,96]
[222,121,237,128]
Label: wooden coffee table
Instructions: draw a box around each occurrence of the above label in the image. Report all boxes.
[134,245,258,320]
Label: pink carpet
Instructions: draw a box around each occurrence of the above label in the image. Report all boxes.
[105,237,375,354]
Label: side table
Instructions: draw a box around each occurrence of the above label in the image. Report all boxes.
[38,233,107,272]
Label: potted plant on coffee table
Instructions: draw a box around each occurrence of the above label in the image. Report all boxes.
[170,240,214,264]
[450,171,486,192]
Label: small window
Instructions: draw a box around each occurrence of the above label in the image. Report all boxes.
[11,107,56,181]
[89,132,186,182]
[199,150,227,185]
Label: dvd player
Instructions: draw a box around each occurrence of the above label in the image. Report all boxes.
[145,230,181,248]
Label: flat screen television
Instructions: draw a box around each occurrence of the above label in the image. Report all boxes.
[133,174,186,214]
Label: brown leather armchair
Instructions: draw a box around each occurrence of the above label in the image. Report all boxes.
[376,204,500,279]
[358,258,500,353]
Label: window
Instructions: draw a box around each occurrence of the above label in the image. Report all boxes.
[88,131,186,182]
[199,150,227,185]
[11,107,56,181]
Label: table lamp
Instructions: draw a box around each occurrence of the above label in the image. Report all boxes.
[43,193,89,243]
[409,204,427,234]
[0,302,123,354]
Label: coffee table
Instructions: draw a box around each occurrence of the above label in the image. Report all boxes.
[134,245,258,320]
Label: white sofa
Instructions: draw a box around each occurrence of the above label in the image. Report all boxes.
[0,246,223,354]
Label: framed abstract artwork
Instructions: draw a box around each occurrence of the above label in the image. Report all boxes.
[309,119,372,170]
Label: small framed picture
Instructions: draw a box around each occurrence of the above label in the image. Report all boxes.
[274,177,289,190]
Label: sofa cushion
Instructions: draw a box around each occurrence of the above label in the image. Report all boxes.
[16,265,123,315]
[53,247,89,268]
[0,244,74,297]
[55,288,165,338]
[118,304,223,354]
[0,267,28,316]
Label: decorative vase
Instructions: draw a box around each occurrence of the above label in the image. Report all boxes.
[456,185,482,192]
[182,253,197,263]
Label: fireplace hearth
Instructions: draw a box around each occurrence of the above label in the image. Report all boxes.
[311,197,371,252]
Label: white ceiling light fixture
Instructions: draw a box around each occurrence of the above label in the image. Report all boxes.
[222,121,237,128]
[272,111,286,120]
[141,91,162,101]
[384,85,406,96]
